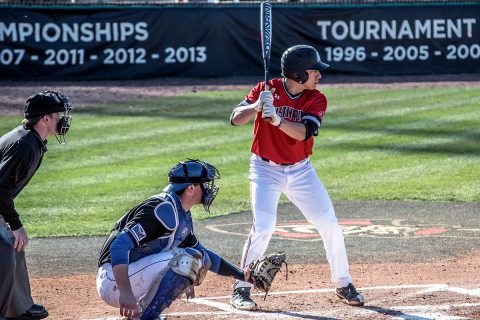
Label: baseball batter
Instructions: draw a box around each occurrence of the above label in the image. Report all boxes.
[96,159,279,320]
[229,45,365,310]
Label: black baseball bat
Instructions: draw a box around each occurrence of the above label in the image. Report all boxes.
[260,1,272,91]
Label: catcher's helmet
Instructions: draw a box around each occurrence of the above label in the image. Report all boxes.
[163,159,220,213]
[281,45,329,84]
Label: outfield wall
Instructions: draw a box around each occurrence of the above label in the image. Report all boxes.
[0,3,479,80]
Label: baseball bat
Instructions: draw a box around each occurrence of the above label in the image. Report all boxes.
[260,1,272,91]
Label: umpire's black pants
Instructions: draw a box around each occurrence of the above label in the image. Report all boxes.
[0,217,34,318]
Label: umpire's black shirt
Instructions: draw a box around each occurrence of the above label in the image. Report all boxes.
[0,125,47,230]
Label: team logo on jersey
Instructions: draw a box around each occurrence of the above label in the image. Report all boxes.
[130,223,147,242]
[181,227,189,238]
[277,106,302,122]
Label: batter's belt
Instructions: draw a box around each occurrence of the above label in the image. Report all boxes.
[260,157,303,166]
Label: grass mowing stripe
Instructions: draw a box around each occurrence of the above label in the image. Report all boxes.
[328,87,460,111]
[329,88,475,112]
[328,96,478,127]
[318,155,479,201]
[25,130,253,187]
[61,120,224,149]
[329,87,476,114]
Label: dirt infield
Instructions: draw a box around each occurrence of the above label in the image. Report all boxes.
[30,253,480,320]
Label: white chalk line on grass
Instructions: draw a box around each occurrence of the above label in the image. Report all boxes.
[84,283,480,320]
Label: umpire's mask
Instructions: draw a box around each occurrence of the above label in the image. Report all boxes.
[163,159,220,213]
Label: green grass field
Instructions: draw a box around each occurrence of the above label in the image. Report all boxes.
[1,85,479,237]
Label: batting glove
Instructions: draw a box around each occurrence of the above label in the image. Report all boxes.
[255,91,274,112]
[262,103,282,127]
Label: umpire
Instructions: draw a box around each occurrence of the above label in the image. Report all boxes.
[0,91,72,320]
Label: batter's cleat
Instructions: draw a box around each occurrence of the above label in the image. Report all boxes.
[230,287,257,311]
[335,283,365,306]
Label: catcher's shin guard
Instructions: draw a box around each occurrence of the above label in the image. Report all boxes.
[139,269,190,320]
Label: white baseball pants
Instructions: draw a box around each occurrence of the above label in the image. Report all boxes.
[235,155,353,289]
[96,251,173,308]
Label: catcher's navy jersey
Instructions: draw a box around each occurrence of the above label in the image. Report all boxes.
[98,192,197,266]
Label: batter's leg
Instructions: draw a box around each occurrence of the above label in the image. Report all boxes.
[234,157,284,291]
[285,161,352,288]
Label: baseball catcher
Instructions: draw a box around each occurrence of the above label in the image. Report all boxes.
[96,159,286,320]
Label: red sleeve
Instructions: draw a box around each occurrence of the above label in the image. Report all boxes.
[245,82,264,104]
[303,91,328,122]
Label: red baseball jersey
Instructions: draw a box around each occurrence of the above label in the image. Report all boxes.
[244,78,327,164]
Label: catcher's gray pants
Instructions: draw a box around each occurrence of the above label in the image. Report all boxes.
[0,217,34,318]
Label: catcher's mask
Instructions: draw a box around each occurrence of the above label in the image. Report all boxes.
[281,45,329,84]
[24,90,72,144]
[163,159,220,213]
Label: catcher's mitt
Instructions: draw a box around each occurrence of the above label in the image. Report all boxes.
[246,252,287,299]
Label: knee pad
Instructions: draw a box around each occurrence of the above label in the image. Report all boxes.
[139,268,190,320]
[170,247,211,286]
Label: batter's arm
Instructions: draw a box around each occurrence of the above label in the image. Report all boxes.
[231,91,273,126]
[230,104,258,126]
[271,118,306,141]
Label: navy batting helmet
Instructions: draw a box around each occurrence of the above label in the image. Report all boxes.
[281,45,329,84]
[163,159,220,213]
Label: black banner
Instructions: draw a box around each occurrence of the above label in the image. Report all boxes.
[0,4,479,79]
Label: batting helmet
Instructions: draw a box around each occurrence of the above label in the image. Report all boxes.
[163,159,220,213]
[281,45,329,84]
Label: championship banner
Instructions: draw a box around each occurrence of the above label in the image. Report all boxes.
[0,4,479,79]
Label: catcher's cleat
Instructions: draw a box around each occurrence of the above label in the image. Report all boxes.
[230,287,258,311]
[335,283,365,306]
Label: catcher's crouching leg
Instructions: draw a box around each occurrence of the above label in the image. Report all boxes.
[138,248,211,320]
[139,269,190,320]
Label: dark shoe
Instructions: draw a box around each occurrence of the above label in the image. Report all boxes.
[336,283,365,306]
[230,287,257,310]
[6,304,48,320]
